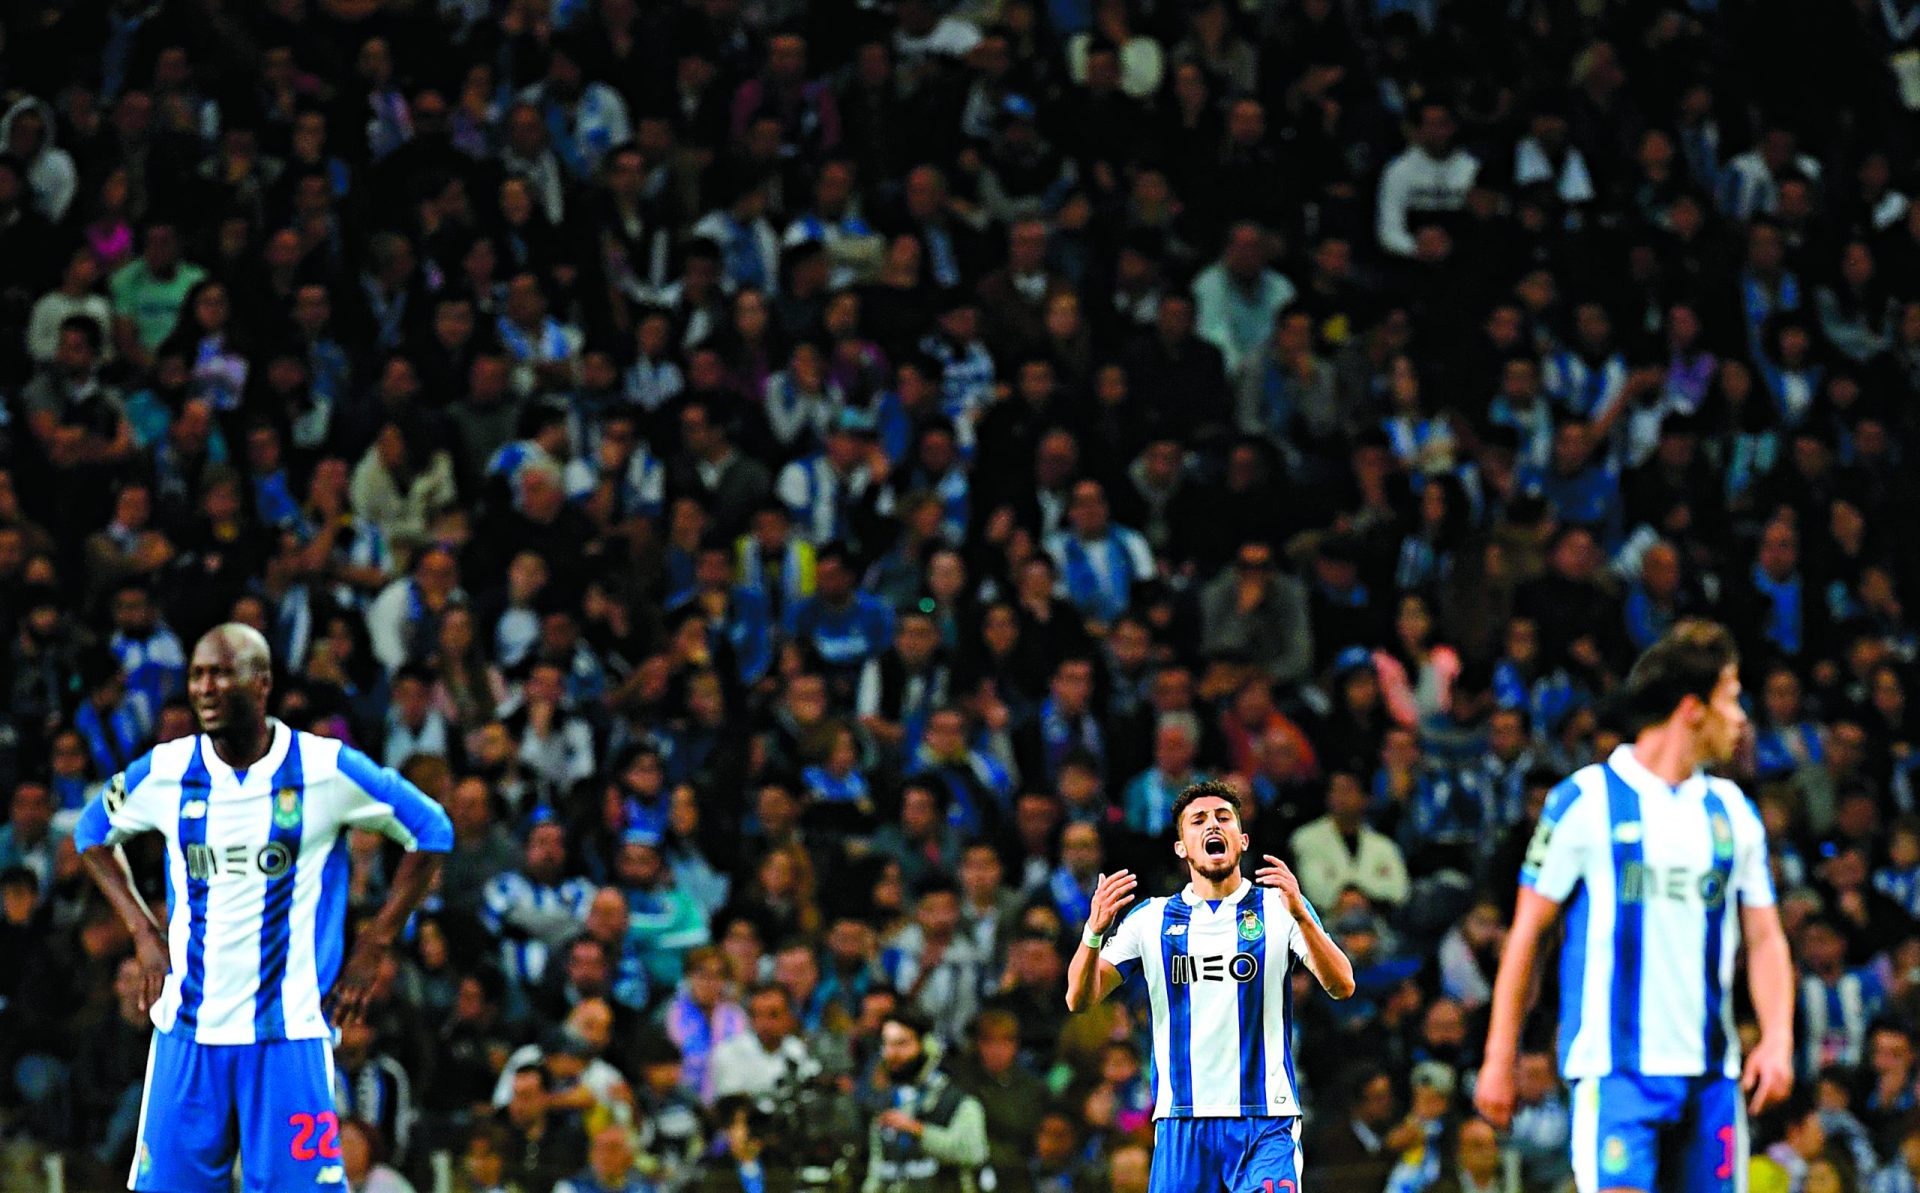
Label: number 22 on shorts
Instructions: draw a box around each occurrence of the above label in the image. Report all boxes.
[289,1111,342,1161]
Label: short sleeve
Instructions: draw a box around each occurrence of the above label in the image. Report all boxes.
[1286,892,1320,960]
[1730,792,1777,908]
[334,746,455,852]
[1101,899,1150,983]
[1519,778,1592,903]
[72,752,162,851]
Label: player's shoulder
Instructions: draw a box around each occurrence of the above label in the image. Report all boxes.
[125,735,202,790]
[1703,775,1765,832]
[1541,764,1608,826]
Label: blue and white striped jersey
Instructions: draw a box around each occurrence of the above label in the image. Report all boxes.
[1101,880,1313,1120]
[72,721,454,1045]
[1522,745,1774,1081]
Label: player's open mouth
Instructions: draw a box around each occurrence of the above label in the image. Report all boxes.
[1204,835,1227,857]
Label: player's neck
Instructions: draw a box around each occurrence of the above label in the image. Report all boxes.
[1630,724,1700,788]
[207,719,275,772]
[1187,868,1244,901]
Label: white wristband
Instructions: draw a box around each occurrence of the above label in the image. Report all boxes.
[1082,927,1104,951]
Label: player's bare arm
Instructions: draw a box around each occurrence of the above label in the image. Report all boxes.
[1254,855,1355,999]
[81,842,171,1013]
[1064,868,1137,1012]
[1741,900,1795,1114]
[1474,885,1561,1127]
[328,849,446,1026]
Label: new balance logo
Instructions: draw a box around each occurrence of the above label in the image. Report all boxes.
[1169,953,1260,984]
[317,1166,345,1185]
[182,800,208,819]
[1164,923,1187,936]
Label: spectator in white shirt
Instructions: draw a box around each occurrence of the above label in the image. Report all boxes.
[1192,222,1296,375]
[1377,103,1479,259]
[1288,770,1412,908]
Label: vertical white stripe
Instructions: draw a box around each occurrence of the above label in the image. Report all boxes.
[280,741,331,1039]
[1263,889,1295,1115]
[156,836,189,1035]
[1290,1116,1304,1186]
[1142,901,1174,1118]
[1569,771,1618,1077]
[1189,898,1241,1111]
[1733,1095,1750,1193]
[128,1033,158,1189]
[1570,1078,1600,1193]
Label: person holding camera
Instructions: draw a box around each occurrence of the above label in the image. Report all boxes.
[863,1010,989,1193]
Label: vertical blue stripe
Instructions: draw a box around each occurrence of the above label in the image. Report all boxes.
[175,740,213,1033]
[1237,894,1268,1113]
[315,835,351,1001]
[1280,950,1298,1098]
[254,736,306,1040]
[1160,898,1194,1113]
[1701,792,1736,1075]
[1602,765,1645,1073]
[1557,886,1589,1071]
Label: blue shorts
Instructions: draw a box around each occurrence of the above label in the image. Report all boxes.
[1150,1117,1303,1193]
[131,1031,341,1193]
[1571,1074,1747,1193]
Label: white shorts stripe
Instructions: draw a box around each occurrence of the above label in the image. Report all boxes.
[1570,1077,1601,1193]
[127,1032,159,1189]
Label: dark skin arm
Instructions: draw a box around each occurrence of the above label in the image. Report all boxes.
[326,850,445,1026]
[81,844,173,1014]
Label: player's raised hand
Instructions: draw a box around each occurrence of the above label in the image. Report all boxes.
[1256,855,1312,920]
[1087,870,1138,935]
[1742,1034,1794,1115]
[1472,1059,1515,1129]
[132,927,171,1015]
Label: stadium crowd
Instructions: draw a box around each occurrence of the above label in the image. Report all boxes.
[2,0,1920,1189]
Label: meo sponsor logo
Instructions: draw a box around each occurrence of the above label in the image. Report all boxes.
[1169,952,1260,984]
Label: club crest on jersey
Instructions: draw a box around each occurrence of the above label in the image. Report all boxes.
[1602,1136,1630,1175]
[273,787,303,830]
[1710,810,1734,860]
[105,772,128,815]
[1238,909,1264,941]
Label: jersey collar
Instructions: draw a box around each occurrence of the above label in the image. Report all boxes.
[1607,743,1708,801]
[200,718,292,790]
[1178,875,1256,907]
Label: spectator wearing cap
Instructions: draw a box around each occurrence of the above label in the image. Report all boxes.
[776,407,897,553]
[619,833,712,990]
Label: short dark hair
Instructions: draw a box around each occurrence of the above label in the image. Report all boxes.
[1623,619,1739,729]
[1169,780,1241,834]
